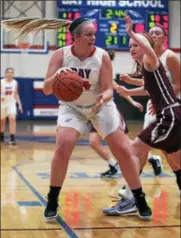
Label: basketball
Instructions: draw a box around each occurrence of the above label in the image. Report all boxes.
[52,71,84,102]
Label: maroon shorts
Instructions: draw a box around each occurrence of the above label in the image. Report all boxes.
[90,111,129,134]
[138,105,181,154]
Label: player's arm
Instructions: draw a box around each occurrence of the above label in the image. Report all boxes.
[0,82,5,103]
[125,15,159,71]
[43,49,64,95]
[120,74,144,86]
[100,51,113,102]
[93,52,113,112]
[113,81,143,111]
[115,85,148,97]
[122,95,143,111]
[167,52,180,96]
[15,83,23,113]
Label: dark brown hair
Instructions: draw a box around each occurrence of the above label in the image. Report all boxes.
[128,62,142,78]
[107,50,115,61]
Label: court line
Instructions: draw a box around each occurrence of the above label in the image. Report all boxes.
[2,224,180,232]
[13,165,79,238]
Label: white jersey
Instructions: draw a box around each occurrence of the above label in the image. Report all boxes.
[62,45,104,106]
[1,78,17,107]
[159,49,180,99]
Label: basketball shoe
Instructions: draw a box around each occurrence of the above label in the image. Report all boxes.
[9,140,17,147]
[0,133,4,143]
[100,163,121,178]
[44,192,59,221]
[103,197,138,216]
[103,194,152,220]
[148,155,162,176]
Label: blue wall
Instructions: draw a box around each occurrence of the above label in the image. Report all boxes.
[15,78,58,120]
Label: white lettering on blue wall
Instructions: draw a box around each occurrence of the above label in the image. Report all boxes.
[61,0,82,5]
[87,1,116,7]
[118,0,164,8]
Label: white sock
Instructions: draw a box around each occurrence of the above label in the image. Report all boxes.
[148,153,162,161]
[125,183,134,198]
[115,163,121,171]
[107,158,117,167]
[147,152,153,160]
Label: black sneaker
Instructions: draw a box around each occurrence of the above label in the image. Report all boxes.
[100,165,120,178]
[134,193,152,221]
[44,193,59,221]
[148,156,162,176]
[9,140,17,147]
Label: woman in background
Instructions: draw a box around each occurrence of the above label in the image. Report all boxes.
[1,67,23,146]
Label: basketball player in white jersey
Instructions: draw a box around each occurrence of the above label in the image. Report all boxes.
[2,17,152,221]
[1,68,23,146]
[116,25,181,201]
[43,17,151,221]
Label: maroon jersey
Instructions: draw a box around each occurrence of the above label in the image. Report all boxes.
[143,61,178,112]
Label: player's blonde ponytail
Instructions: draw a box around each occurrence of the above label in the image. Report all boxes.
[1,17,72,40]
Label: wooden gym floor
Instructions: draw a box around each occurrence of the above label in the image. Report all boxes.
[1,121,180,238]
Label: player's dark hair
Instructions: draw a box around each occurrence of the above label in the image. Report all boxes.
[150,25,167,36]
[69,17,89,33]
[107,50,115,61]
[128,62,142,78]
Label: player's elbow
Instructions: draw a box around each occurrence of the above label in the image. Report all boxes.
[43,88,52,96]
[43,80,53,95]
[43,85,52,96]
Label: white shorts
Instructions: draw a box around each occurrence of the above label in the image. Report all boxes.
[57,101,120,139]
[1,104,17,119]
[143,100,156,129]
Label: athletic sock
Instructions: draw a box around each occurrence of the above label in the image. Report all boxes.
[107,158,117,167]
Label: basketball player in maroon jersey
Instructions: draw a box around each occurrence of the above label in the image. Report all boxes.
[119,25,180,174]
[117,25,181,200]
[103,15,181,216]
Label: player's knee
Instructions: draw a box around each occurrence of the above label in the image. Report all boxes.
[9,115,16,122]
[55,135,76,154]
[89,137,99,149]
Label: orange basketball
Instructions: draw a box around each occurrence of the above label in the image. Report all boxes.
[52,71,84,102]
